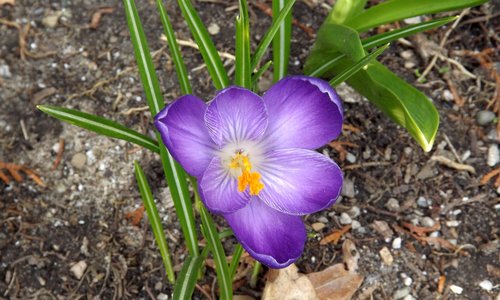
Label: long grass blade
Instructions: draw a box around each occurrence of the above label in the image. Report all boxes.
[37,105,159,153]
[272,0,292,81]
[123,0,199,256]
[329,44,389,87]
[173,254,204,299]
[229,244,244,279]
[134,161,175,283]
[177,0,229,89]
[156,0,192,95]
[235,0,251,88]
[251,0,295,71]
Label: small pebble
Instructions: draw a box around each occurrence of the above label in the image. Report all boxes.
[476,110,496,126]
[403,277,413,286]
[487,144,499,167]
[461,150,471,161]
[393,287,410,299]
[404,16,422,24]
[0,65,11,78]
[157,293,169,300]
[446,220,460,227]
[351,220,361,230]
[402,296,416,300]
[421,216,435,228]
[71,153,87,169]
[404,62,415,69]
[339,212,352,225]
[207,23,220,35]
[449,284,463,295]
[348,206,361,218]
[385,198,400,212]
[341,179,355,198]
[479,280,493,291]
[379,247,393,266]
[417,196,431,208]
[70,260,87,280]
[392,237,402,249]
[311,222,326,232]
[346,152,356,163]
[400,50,414,60]
[317,216,328,224]
[443,89,454,101]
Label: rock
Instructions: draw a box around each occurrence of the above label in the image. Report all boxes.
[0,65,11,78]
[392,237,402,249]
[341,179,355,198]
[421,217,435,228]
[403,277,413,286]
[404,16,422,24]
[379,247,393,266]
[416,164,437,180]
[42,12,61,28]
[476,110,496,126]
[393,287,410,299]
[443,89,454,101]
[71,153,87,169]
[339,213,352,225]
[385,198,400,212]
[479,280,493,291]
[417,196,431,208]
[346,152,356,163]
[449,284,463,294]
[317,216,328,224]
[70,260,87,280]
[207,23,220,35]
[370,220,393,239]
[311,222,326,232]
[404,61,416,69]
[348,206,361,218]
[351,220,361,230]
[157,293,169,300]
[446,220,460,227]
[487,144,499,167]
[403,295,416,300]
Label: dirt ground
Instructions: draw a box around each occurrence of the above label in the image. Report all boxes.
[0,0,499,299]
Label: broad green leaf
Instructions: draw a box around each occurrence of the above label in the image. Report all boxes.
[235,0,251,88]
[328,0,367,24]
[124,0,199,256]
[305,16,458,77]
[37,105,159,153]
[272,0,293,82]
[156,0,192,95]
[134,161,175,283]
[251,0,296,71]
[329,44,389,87]
[178,0,229,89]
[345,0,488,32]
[342,60,439,152]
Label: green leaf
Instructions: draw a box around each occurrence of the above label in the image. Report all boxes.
[328,0,367,24]
[345,0,488,32]
[37,105,159,153]
[272,0,293,82]
[229,244,243,279]
[235,0,251,88]
[198,203,232,300]
[362,16,458,49]
[124,0,199,256]
[156,0,192,95]
[173,254,205,299]
[305,16,458,77]
[329,44,389,87]
[134,161,175,283]
[178,0,230,89]
[251,0,296,71]
[251,60,273,88]
[343,61,439,152]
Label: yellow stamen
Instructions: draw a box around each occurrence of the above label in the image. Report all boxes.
[229,152,264,195]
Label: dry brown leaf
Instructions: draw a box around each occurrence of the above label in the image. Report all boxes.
[480,167,500,185]
[308,240,364,300]
[438,275,446,294]
[0,161,45,187]
[402,221,440,237]
[0,0,15,6]
[320,225,351,245]
[262,264,317,300]
[125,205,145,226]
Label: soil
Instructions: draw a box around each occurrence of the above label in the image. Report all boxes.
[1,1,499,300]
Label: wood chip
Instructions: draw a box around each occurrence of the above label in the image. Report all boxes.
[430,155,476,174]
[0,0,15,6]
[89,7,114,29]
[379,247,393,266]
[320,225,351,245]
[33,87,56,104]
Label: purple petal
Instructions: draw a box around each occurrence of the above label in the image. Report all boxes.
[262,76,343,150]
[205,87,268,146]
[258,148,342,215]
[199,157,250,214]
[154,95,216,177]
[223,198,306,268]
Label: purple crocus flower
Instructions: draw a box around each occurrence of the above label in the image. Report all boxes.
[154,76,343,269]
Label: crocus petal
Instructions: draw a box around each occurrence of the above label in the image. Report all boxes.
[199,157,250,214]
[205,87,268,146]
[258,148,342,215]
[154,95,216,177]
[262,76,343,150]
[223,198,306,268]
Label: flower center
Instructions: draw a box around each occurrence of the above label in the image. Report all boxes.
[229,151,264,196]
